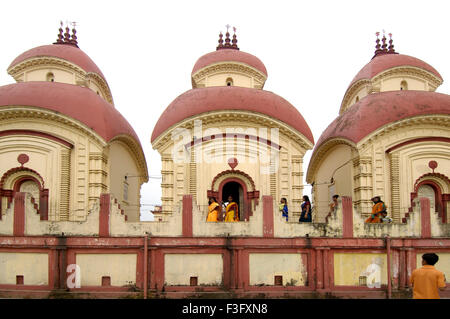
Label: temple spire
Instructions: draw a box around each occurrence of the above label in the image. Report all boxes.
[231,26,239,50]
[372,30,399,59]
[216,31,224,50]
[64,25,71,43]
[53,21,64,44]
[53,21,79,47]
[216,24,239,51]
[70,22,79,47]
[388,32,396,53]
[381,30,388,53]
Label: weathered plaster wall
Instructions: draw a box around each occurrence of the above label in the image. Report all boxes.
[164,254,223,286]
[249,253,307,286]
[0,252,48,285]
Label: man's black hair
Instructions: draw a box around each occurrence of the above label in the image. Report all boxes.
[332,195,339,199]
[422,253,439,265]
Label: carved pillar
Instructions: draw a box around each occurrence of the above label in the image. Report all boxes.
[161,155,174,215]
[189,145,197,202]
[353,156,373,217]
[59,148,71,220]
[291,155,302,217]
[88,152,108,216]
[390,153,400,223]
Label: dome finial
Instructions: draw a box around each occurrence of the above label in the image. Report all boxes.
[388,32,397,54]
[53,21,65,44]
[63,23,71,44]
[217,25,239,50]
[381,30,388,53]
[224,24,232,48]
[372,31,383,59]
[231,26,239,50]
[216,31,224,50]
[70,22,79,47]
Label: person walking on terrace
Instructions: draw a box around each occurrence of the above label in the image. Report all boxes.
[365,196,387,223]
[206,197,220,222]
[224,195,239,222]
[299,195,312,222]
[410,253,446,299]
[279,197,288,222]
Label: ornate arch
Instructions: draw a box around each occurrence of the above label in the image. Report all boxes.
[0,156,49,220]
[411,172,450,223]
[207,169,260,221]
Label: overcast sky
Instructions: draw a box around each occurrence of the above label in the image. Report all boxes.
[0,1,448,220]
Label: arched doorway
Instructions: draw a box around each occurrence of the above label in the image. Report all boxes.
[208,170,260,222]
[14,177,41,209]
[218,178,248,221]
[413,179,446,223]
[221,181,244,221]
[418,184,436,209]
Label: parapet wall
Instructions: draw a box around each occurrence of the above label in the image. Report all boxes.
[0,192,448,299]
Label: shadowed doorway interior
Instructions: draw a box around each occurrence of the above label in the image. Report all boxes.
[222,181,244,221]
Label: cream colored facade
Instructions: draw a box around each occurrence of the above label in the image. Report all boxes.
[340,66,442,115]
[153,51,312,219]
[307,54,450,223]
[7,57,114,105]
[0,42,148,223]
[192,62,267,89]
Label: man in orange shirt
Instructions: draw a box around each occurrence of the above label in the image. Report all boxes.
[410,253,446,299]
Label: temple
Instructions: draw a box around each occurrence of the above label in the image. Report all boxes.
[0,26,448,298]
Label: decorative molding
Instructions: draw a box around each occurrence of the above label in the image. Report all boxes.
[0,107,107,148]
[192,62,267,88]
[7,57,113,105]
[358,115,450,150]
[0,166,45,190]
[152,110,313,152]
[386,137,450,154]
[371,66,442,89]
[210,169,256,192]
[340,66,443,115]
[414,172,450,192]
[390,153,400,222]
[340,79,371,114]
[0,130,73,148]
[59,148,71,221]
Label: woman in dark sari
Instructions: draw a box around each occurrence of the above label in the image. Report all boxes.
[299,195,312,222]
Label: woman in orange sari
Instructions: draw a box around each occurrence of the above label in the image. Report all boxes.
[365,196,387,223]
[206,197,220,222]
[224,195,239,222]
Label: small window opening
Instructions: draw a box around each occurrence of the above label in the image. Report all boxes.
[226,77,233,86]
[190,276,198,286]
[46,72,55,82]
[274,275,283,286]
[355,96,359,103]
[102,276,111,286]
[96,91,100,95]
[359,276,367,286]
[16,275,24,285]
[400,80,408,91]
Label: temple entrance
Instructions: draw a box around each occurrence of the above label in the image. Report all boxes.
[418,184,436,210]
[221,181,244,221]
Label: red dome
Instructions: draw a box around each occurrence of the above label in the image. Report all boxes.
[151,86,314,144]
[0,82,140,144]
[192,49,268,76]
[315,91,450,148]
[347,54,442,89]
[8,44,106,79]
